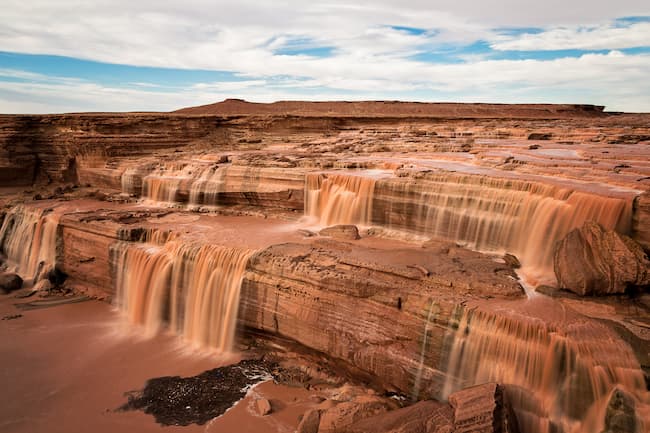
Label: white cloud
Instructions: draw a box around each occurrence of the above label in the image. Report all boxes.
[2,51,649,113]
[0,1,649,112]
[492,21,650,51]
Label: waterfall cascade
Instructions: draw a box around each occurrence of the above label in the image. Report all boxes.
[441,301,650,433]
[0,205,60,284]
[113,237,254,351]
[141,162,196,205]
[305,172,376,226]
[130,161,303,209]
[378,173,633,282]
[305,170,634,285]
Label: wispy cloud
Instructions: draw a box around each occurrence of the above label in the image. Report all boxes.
[491,21,650,51]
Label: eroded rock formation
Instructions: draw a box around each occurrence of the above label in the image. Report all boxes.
[554,221,650,295]
[1,100,650,433]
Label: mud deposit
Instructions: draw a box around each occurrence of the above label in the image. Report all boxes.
[119,360,276,426]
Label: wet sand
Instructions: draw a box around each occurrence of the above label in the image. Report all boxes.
[0,295,315,433]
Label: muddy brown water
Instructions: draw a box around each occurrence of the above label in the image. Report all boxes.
[0,296,314,433]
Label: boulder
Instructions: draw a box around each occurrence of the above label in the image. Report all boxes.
[319,225,361,241]
[503,254,521,269]
[600,388,637,433]
[0,272,23,294]
[448,383,519,433]
[342,400,453,433]
[318,395,395,433]
[527,133,552,140]
[254,397,272,416]
[297,409,322,433]
[47,266,68,286]
[33,279,52,293]
[553,222,650,295]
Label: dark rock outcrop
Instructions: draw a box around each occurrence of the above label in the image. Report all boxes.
[554,222,650,295]
[600,388,637,433]
[503,254,521,269]
[527,133,552,140]
[0,272,23,294]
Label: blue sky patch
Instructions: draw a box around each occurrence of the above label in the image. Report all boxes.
[270,37,335,57]
[0,51,243,89]
[390,25,429,36]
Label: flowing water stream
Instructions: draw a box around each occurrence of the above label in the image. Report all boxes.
[0,205,60,284]
[440,299,650,433]
[112,238,254,351]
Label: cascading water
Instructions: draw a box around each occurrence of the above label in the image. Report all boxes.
[141,162,198,205]
[440,299,650,433]
[304,172,376,226]
[305,170,633,285]
[377,174,633,284]
[0,205,60,284]
[133,162,296,209]
[113,238,254,351]
[188,165,225,206]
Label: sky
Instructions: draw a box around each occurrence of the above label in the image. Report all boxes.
[0,1,649,113]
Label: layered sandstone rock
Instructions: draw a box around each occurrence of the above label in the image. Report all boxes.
[342,400,453,433]
[239,240,523,397]
[2,101,650,433]
[633,191,650,252]
[554,221,650,295]
[448,383,518,433]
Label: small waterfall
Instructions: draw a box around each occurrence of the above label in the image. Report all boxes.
[378,174,633,284]
[441,300,650,433]
[305,172,376,226]
[188,165,225,206]
[113,238,254,351]
[411,299,437,401]
[0,205,59,283]
[141,162,198,205]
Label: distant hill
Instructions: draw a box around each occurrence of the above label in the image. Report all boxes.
[173,98,608,119]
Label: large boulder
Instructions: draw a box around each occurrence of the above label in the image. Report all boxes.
[0,272,23,294]
[554,222,650,295]
[448,383,519,433]
[600,388,637,433]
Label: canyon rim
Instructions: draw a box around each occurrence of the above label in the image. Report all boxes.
[0,99,648,433]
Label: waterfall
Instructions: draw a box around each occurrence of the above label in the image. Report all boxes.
[376,173,633,284]
[441,299,650,433]
[304,172,376,226]
[113,238,254,351]
[188,165,226,206]
[141,162,198,205]
[133,162,303,209]
[304,170,632,284]
[0,205,59,283]
[382,174,632,278]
